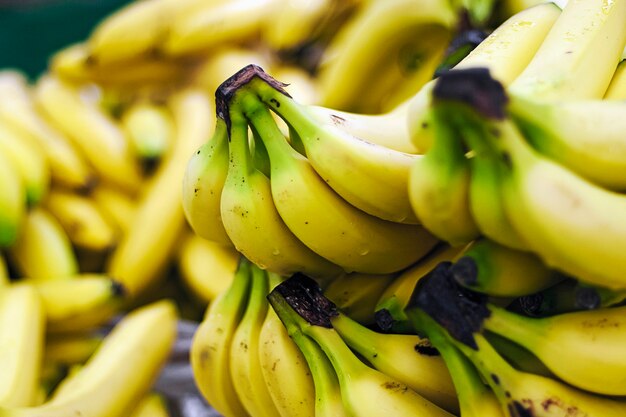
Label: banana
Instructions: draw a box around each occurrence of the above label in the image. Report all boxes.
[0,284,45,407]
[331,312,459,414]
[34,75,142,193]
[509,97,626,190]
[259,273,315,417]
[0,148,25,247]
[272,304,349,417]
[0,300,177,417]
[176,232,239,304]
[0,122,49,206]
[415,312,504,417]
[262,0,332,50]
[191,258,251,417]
[455,111,529,250]
[324,272,397,324]
[35,275,125,334]
[250,76,421,224]
[45,334,102,367]
[90,185,136,236]
[408,105,480,245]
[129,393,170,417]
[181,118,232,246]
[220,99,344,279]
[121,101,173,165]
[242,90,438,274]
[317,0,456,113]
[305,101,418,154]
[509,0,626,100]
[375,244,466,328]
[268,276,454,417]
[87,0,205,65]
[485,332,554,378]
[450,238,564,297]
[605,60,626,99]
[108,89,214,297]
[408,2,562,152]
[163,0,279,56]
[7,208,78,282]
[52,43,186,87]
[0,71,94,191]
[0,256,9,287]
[229,265,281,417]
[483,303,626,395]
[44,190,117,252]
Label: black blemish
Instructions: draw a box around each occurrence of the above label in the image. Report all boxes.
[110,280,126,297]
[508,401,534,417]
[373,353,378,358]
[85,54,96,67]
[375,309,395,332]
[196,150,201,154]
[406,261,490,349]
[269,98,280,108]
[215,64,291,130]
[330,115,346,126]
[271,273,338,328]
[450,257,478,286]
[506,391,512,398]
[432,67,508,120]
[421,122,429,129]
[414,339,440,356]
[491,373,500,385]
[501,152,512,170]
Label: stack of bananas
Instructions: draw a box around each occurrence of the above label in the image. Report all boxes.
[0,0,625,415]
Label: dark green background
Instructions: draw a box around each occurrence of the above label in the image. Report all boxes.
[0,0,131,80]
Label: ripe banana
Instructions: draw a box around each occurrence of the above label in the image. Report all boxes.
[408,106,479,245]
[108,89,214,297]
[268,276,454,417]
[262,0,332,50]
[44,190,117,252]
[181,118,232,246]
[259,273,315,417]
[324,272,397,325]
[229,265,281,417]
[0,122,49,206]
[191,258,251,417]
[243,92,437,274]
[1,300,177,417]
[220,100,344,278]
[0,284,44,407]
[509,97,626,190]
[0,148,25,247]
[331,312,459,414]
[509,0,626,100]
[44,334,102,367]
[7,208,78,282]
[413,312,504,417]
[450,238,563,297]
[0,71,93,191]
[89,185,136,236]
[34,75,142,193]
[176,232,239,304]
[408,2,562,152]
[129,393,170,417]
[317,0,456,113]
[121,101,173,165]
[483,303,626,396]
[35,275,125,334]
[605,60,626,99]
[250,78,420,224]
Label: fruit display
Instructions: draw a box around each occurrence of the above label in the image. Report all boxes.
[0,0,625,416]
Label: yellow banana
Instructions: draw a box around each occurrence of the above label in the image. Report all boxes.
[605,60,626,99]
[0,122,49,206]
[0,71,93,191]
[121,101,173,165]
[108,89,214,297]
[0,284,45,407]
[44,190,117,252]
[262,0,332,50]
[191,258,251,417]
[408,2,562,152]
[509,0,626,100]
[129,393,170,417]
[34,75,142,193]
[44,334,102,367]
[90,185,136,236]
[0,148,25,247]
[1,300,177,417]
[176,232,239,304]
[7,208,78,282]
